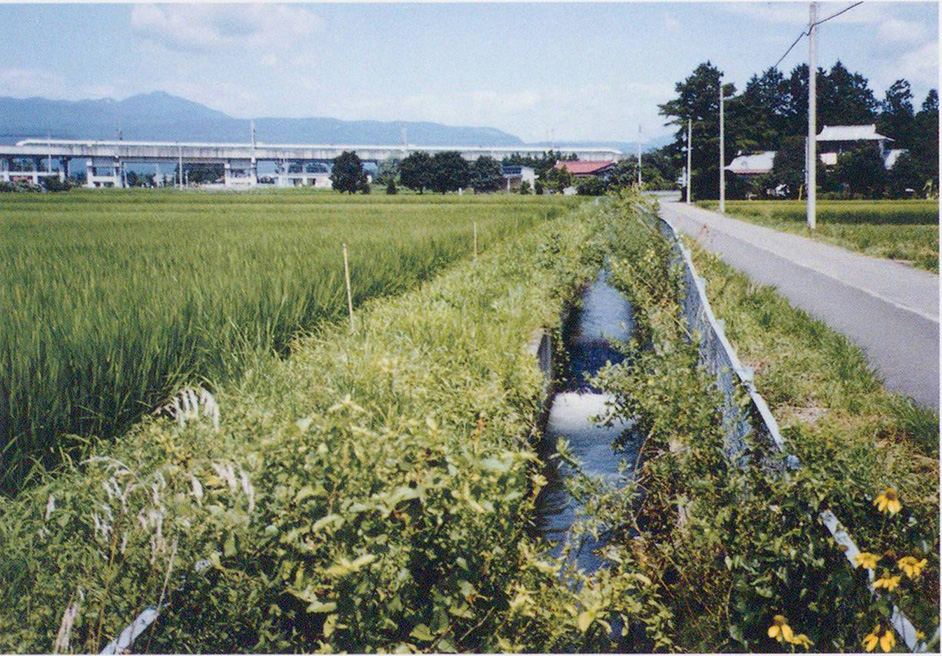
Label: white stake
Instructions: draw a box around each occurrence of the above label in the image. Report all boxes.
[342,243,354,331]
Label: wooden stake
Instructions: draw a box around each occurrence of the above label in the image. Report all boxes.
[342,243,354,331]
[473,222,478,259]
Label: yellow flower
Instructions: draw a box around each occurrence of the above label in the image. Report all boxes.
[879,629,896,652]
[863,626,880,652]
[855,552,880,569]
[790,633,813,649]
[874,488,902,515]
[768,615,794,643]
[898,556,927,579]
[873,574,901,592]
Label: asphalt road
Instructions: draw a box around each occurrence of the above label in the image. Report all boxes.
[656,199,940,410]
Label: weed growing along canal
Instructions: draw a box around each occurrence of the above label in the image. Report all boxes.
[585,194,938,651]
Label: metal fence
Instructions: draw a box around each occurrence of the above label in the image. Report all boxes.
[651,209,930,653]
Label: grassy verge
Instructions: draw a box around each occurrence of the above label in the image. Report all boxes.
[0,201,679,653]
[579,195,938,652]
[699,199,939,272]
[0,190,578,492]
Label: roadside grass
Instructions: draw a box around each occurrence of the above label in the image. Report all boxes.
[688,237,939,637]
[699,199,939,272]
[571,195,937,652]
[0,189,578,493]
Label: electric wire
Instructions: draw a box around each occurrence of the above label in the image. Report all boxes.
[771,2,863,70]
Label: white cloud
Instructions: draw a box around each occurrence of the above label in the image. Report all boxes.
[131,4,323,53]
[0,68,66,98]
[876,18,929,49]
[894,40,940,89]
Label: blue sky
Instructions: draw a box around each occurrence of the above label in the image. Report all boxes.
[0,2,937,142]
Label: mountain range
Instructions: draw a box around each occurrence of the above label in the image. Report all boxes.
[0,91,667,153]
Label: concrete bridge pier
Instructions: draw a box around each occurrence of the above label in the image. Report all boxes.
[0,157,10,182]
[85,157,123,188]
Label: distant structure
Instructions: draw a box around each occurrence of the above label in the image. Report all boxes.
[501,165,536,191]
[724,151,777,179]
[725,124,907,179]
[553,160,617,180]
[0,139,624,189]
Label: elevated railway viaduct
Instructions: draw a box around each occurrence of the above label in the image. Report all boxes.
[0,139,625,188]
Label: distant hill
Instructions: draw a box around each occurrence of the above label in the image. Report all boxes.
[0,92,525,147]
[526,136,674,154]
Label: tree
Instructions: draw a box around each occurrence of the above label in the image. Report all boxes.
[836,147,886,198]
[502,150,573,179]
[817,61,878,128]
[576,176,607,196]
[376,158,400,186]
[399,151,433,194]
[544,165,573,193]
[765,136,806,198]
[887,151,922,197]
[469,156,503,193]
[519,180,532,195]
[330,151,368,194]
[911,89,939,191]
[659,61,734,200]
[386,179,398,195]
[735,68,792,149]
[429,151,470,194]
[878,79,915,149]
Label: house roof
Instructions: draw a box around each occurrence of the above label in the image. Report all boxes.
[725,151,776,175]
[554,160,615,175]
[817,124,892,142]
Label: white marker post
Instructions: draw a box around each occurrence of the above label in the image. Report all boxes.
[342,243,354,331]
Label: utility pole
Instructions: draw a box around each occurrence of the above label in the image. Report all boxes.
[637,125,642,188]
[719,80,726,214]
[686,119,692,204]
[178,145,183,190]
[807,2,818,229]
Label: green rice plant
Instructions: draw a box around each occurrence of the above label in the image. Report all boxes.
[0,189,579,493]
[0,200,673,653]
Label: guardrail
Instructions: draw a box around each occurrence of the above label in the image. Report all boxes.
[647,205,931,653]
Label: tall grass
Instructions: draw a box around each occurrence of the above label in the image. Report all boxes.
[0,189,578,493]
[700,199,939,271]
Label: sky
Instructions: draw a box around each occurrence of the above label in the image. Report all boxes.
[0,1,938,143]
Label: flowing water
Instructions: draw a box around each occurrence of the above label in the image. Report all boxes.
[534,271,639,573]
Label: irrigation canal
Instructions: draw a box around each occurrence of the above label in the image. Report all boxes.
[534,271,639,572]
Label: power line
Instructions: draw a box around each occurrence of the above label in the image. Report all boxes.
[771,2,863,70]
[815,1,863,27]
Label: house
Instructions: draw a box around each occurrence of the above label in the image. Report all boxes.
[724,151,777,178]
[501,165,536,191]
[553,160,616,179]
[817,124,892,166]
[725,125,906,177]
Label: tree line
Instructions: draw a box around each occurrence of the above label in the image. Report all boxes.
[331,149,585,195]
[658,61,939,200]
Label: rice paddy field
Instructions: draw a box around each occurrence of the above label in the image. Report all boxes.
[699,199,940,272]
[0,189,579,493]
